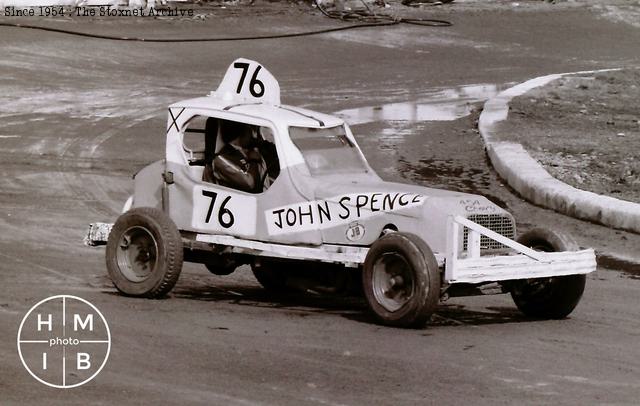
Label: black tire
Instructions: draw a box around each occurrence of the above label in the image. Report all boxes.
[251,260,294,293]
[106,207,183,298]
[362,232,441,328]
[510,228,586,319]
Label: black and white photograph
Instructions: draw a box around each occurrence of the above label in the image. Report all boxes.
[1,0,639,403]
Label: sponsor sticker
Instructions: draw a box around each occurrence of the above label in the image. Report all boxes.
[346,222,365,242]
[459,199,497,213]
[266,192,425,235]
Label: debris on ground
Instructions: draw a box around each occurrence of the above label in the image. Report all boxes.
[497,69,640,204]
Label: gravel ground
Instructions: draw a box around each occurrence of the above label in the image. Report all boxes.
[496,68,640,204]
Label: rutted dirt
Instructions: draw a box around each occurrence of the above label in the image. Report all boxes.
[497,68,640,204]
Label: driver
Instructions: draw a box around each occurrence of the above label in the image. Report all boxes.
[212,121,267,193]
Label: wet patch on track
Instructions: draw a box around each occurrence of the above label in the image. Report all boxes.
[335,83,511,125]
[597,254,640,280]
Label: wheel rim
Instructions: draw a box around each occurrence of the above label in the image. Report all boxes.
[115,226,158,282]
[371,252,414,312]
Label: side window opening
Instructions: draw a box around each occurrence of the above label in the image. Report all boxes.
[257,126,280,186]
[182,115,211,166]
[186,117,280,194]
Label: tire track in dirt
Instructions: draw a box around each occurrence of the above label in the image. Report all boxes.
[57,109,161,220]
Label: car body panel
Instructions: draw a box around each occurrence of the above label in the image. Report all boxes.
[132,159,163,210]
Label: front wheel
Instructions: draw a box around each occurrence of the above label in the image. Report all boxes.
[106,207,183,298]
[510,228,586,319]
[362,232,441,328]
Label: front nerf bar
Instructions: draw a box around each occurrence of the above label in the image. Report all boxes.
[84,222,113,246]
[444,216,596,284]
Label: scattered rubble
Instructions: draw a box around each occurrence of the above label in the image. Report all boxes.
[498,69,640,204]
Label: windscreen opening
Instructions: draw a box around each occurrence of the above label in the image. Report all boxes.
[289,125,368,175]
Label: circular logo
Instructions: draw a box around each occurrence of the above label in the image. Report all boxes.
[17,295,111,388]
[346,222,365,242]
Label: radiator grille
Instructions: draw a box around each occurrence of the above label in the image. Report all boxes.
[463,214,515,251]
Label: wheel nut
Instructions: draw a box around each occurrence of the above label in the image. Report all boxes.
[390,276,404,287]
[120,236,130,249]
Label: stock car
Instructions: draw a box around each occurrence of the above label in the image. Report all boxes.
[86,58,596,327]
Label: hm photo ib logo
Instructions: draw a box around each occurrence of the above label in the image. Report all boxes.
[17,295,111,388]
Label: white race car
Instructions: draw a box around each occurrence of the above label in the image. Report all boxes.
[87,59,596,327]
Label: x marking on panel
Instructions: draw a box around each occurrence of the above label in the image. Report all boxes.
[167,108,186,134]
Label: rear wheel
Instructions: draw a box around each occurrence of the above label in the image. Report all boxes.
[363,232,441,328]
[510,228,586,319]
[106,207,183,298]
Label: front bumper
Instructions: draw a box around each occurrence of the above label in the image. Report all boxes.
[84,222,112,246]
[443,215,596,284]
[446,249,596,284]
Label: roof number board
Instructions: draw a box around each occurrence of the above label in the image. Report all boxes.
[214,58,281,105]
[233,62,264,98]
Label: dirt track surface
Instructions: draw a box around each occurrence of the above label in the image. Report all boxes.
[1,2,640,404]
[497,69,640,204]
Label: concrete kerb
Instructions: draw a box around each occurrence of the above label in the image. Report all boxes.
[478,68,640,234]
